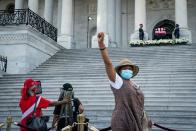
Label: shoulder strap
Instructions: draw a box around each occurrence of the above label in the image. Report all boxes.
[21,96,41,120]
[32,96,39,117]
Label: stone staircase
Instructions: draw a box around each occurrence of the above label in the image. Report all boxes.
[0,44,196,131]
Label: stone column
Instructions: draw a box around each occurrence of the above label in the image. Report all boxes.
[131,0,148,40]
[57,0,62,35]
[28,0,39,13]
[91,0,109,48]
[107,0,116,47]
[57,0,73,49]
[175,0,192,42]
[134,0,146,30]
[44,0,53,24]
[115,0,122,47]
[122,0,128,48]
[15,0,24,9]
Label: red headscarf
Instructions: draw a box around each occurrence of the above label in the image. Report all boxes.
[21,78,37,100]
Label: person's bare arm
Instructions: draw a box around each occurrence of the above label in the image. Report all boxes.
[48,97,71,107]
[97,32,116,82]
[78,104,84,114]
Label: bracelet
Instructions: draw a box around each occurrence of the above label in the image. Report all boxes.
[99,47,106,50]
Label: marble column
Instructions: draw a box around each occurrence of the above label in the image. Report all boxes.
[134,0,146,30]
[122,0,128,48]
[57,0,73,49]
[175,0,192,42]
[115,0,122,47]
[57,0,62,35]
[15,0,24,9]
[107,0,116,47]
[97,0,107,33]
[91,0,109,48]
[44,0,53,24]
[28,0,39,13]
[131,0,148,40]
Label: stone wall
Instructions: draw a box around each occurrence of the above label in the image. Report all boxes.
[0,25,63,74]
[73,0,196,48]
[0,0,196,49]
[188,0,196,43]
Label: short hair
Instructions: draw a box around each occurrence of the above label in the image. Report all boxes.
[63,83,73,91]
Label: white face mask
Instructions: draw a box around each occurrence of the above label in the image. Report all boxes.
[120,69,133,80]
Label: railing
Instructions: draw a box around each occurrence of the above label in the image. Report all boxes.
[0,55,7,72]
[0,115,100,131]
[0,9,57,41]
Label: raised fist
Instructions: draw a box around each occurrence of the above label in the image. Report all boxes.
[97,32,104,44]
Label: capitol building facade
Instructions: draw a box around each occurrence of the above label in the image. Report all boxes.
[0,0,195,48]
[0,0,196,73]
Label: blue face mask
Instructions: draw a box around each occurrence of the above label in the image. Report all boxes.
[120,69,133,80]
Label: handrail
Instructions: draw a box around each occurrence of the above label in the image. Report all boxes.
[0,9,57,41]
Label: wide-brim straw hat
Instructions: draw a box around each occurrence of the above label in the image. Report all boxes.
[115,58,139,78]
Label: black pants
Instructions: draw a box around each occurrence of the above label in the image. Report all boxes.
[139,34,144,40]
[175,33,180,39]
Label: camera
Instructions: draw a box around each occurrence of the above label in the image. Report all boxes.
[34,81,42,94]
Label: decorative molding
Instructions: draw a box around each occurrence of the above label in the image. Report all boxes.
[147,0,175,10]
[88,0,97,15]
[188,0,195,8]
[0,27,60,55]
[147,0,195,10]
[0,33,27,41]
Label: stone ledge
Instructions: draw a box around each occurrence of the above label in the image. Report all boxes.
[0,25,64,74]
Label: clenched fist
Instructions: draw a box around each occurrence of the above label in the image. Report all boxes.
[98,32,104,44]
[97,32,105,49]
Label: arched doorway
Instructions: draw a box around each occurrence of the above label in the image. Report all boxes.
[152,19,175,40]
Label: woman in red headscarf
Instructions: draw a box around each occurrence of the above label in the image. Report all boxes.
[19,78,70,131]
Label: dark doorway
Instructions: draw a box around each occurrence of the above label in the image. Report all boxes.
[152,19,175,40]
[5,3,15,14]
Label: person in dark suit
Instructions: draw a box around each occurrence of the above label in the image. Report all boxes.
[139,24,144,40]
[174,24,180,39]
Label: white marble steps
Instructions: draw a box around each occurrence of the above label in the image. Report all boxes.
[0,44,196,130]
